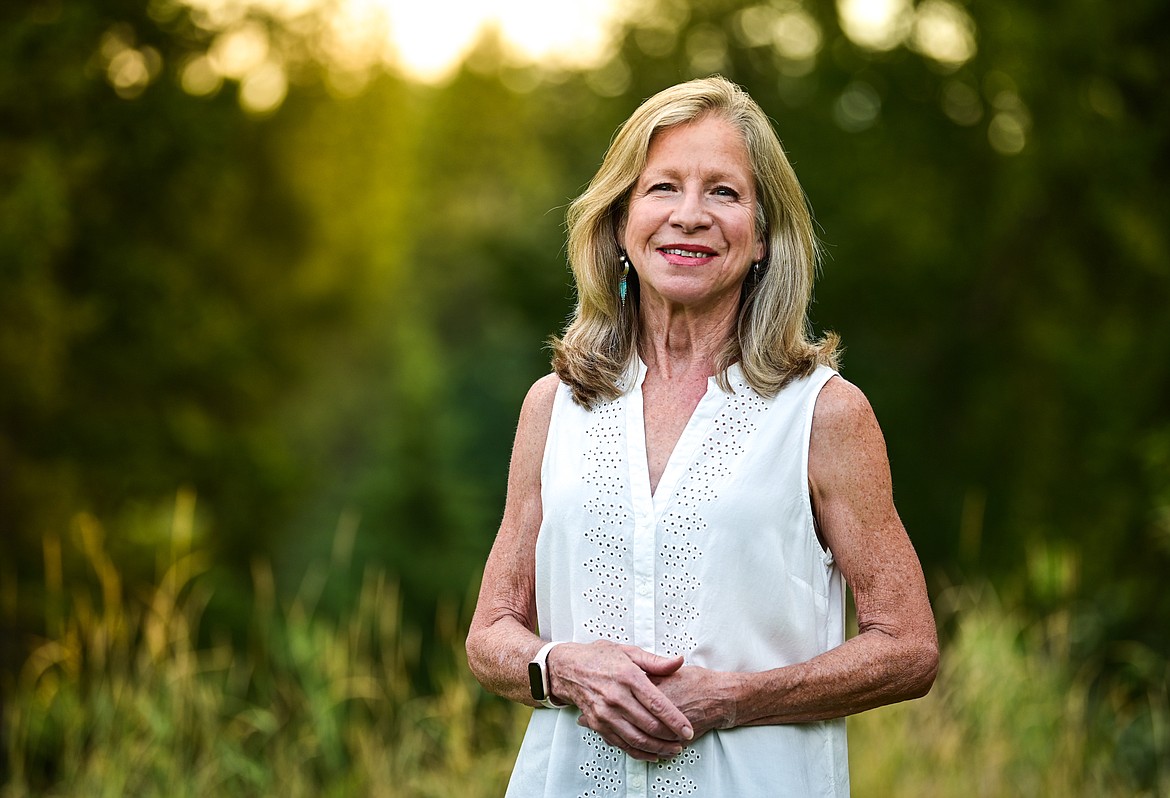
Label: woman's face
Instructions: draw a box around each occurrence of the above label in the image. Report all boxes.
[622,115,764,316]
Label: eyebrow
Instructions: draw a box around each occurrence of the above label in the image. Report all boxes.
[639,167,750,185]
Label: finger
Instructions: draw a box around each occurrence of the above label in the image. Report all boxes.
[570,647,689,740]
[577,703,680,749]
[616,717,687,758]
[581,674,689,744]
[632,681,694,741]
[625,648,685,677]
[575,699,685,751]
[577,714,684,761]
[620,694,688,744]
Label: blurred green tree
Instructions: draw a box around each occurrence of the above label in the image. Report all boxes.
[0,0,359,656]
[2,0,1168,745]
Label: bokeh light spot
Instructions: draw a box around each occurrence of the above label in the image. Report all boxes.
[735,2,821,62]
[834,80,882,132]
[774,8,822,61]
[180,53,224,96]
[735,5,779,49]
[685,23,730,77]
[209,21,270,79]
[634,24,678,58]
[941,80,982,126]
[837,0,913,52]
[108,48,151,96]
[239,60,288,114]
[586,57,632,98]
[988,112,1027,155]
[911,0,976,68]
[100,25,163,99]
[1084,76,1124,119]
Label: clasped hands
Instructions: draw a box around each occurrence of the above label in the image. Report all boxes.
[546,639,732,762]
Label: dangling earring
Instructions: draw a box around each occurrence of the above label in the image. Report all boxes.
[752,261,762,283]
[618,251,630,307]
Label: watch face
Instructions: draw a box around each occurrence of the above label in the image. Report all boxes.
[528,660,545,701]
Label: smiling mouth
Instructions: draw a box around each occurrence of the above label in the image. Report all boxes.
[659,247,716,259]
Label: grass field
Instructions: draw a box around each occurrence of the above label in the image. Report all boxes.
[3,518,1166,796]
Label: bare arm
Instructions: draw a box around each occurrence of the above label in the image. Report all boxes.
[465,375,694,759]
[465,373,559,703]
[654,376,938,734]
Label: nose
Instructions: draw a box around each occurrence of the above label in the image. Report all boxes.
[670,186,711,232]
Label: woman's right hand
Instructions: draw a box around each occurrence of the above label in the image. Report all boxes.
[547,640,695,761]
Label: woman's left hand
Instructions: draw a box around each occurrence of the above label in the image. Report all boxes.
[650,665,736,742]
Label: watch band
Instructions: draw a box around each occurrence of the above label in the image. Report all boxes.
[527,641,567,709]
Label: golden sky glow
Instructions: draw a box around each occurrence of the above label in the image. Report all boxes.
[184,0,620,85]
[166,0,977,115]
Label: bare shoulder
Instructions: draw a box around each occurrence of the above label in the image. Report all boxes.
[808,375,892,500]
[522,372,561,415]
[507,373,561,483]
[811,375,881,441]
[515,373,560,444]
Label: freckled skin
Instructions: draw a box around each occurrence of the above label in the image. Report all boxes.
[652,376,939,736]
[466,375,696,762]
[464,374,553,709]
[466,119,938,761]
[466,370,938,759]
[627,116,767,496]
[623,117,765,320]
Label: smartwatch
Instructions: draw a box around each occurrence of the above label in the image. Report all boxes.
[528,641,567,709]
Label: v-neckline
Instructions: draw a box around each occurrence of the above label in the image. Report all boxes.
[625,359,734,520]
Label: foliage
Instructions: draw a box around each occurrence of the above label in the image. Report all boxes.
[0,0,355,584]
[1,515,525,796]
[2,0,1169,767]
[3,530,1166,795]
[849,585,1169,796]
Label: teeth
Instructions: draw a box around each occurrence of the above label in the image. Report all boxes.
[662,248,710,258]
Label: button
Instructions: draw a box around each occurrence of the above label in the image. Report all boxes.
[626,758,648,795]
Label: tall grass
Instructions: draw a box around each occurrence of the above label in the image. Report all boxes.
[849,585,1169,797]
[2,510,1166,796]
[2,509,526,797]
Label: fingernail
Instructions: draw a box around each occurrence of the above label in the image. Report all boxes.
[682,726,694,740]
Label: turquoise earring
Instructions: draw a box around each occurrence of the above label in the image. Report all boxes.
[618,252,630,307]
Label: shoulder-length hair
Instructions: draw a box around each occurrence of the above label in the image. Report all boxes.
[551,76,839,407]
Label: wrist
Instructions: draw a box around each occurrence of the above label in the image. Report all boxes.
[528,641,568,709]
[546,642,568,705]
[720,671,745,729]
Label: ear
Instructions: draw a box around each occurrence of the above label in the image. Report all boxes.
[754,234,766,266]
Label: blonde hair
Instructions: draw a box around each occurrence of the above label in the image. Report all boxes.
[551,76,839,406]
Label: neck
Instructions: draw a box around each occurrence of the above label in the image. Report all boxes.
[637,300,737,381]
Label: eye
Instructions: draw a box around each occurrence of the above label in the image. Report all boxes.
[648,182,675,193]
[713,185,740,199]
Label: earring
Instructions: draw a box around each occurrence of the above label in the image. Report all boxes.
[618,251,630,307]
[752,261,762,281]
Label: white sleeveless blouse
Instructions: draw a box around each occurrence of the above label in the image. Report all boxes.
[506,361,848,798]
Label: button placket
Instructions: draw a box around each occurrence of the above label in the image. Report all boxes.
[626,757,648,797]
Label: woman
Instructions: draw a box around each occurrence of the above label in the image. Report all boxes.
[466,76,938,797]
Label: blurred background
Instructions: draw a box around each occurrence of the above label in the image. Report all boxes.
[2,0,1168,793]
